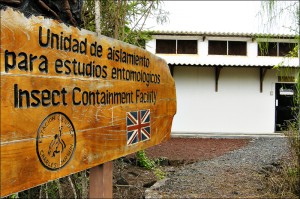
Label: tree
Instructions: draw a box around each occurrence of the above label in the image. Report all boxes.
[81,0,168,47]
[258,1,299,108]
[259,1,299,34]
[258,1,299,197]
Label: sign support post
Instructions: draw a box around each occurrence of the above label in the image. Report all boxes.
[89,162,113,198]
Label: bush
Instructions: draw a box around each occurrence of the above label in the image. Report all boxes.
[136,150,165,180]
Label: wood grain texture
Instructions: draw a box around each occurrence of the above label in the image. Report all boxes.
[89,162,113,198]
[0,8,176,197]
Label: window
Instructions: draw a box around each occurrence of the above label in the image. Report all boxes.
[156,40,176,54]
[228,41,247,55]
[156,39,197,54]
[177,40,198,54]
[279,43,297,56]
[208,40,247,55]
[208,41,227,55]
[258,42,297,57]
[258,42,277,56]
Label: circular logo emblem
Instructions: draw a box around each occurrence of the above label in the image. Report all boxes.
[36,112,76,171]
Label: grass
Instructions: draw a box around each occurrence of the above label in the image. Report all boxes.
[262,122,299,198]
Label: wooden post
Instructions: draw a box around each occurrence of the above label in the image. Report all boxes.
[89,162,113,198]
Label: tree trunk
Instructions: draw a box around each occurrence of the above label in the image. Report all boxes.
[95,0,101,35]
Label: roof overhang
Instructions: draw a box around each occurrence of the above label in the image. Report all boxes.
[149,30,297,40]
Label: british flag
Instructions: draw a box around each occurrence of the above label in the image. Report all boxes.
[127,109,151,145]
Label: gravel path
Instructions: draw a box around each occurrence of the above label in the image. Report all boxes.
[146,137,289,198]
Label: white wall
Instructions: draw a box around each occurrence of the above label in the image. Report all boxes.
[146,37,299,134]
[172,66,278,134]
[146,38,299,67]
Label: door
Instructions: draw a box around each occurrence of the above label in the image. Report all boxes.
[275,83,297,131]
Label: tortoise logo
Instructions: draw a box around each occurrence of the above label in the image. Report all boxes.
[36,112,76,171]
[48,126,67,157]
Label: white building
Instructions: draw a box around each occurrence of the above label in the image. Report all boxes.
[146,31,299,135]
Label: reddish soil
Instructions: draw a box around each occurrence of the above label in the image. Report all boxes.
[145,138,250,161]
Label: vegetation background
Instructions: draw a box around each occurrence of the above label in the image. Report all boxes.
[258,1,299,197]
[3,0,299,198]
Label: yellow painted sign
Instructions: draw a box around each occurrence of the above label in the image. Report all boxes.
[0,8,176,197]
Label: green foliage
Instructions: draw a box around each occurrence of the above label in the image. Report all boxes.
[136,150,155,170]
[81,0,96,32]
[136,150,166,180]
[8,193,18,199]
[257,1,299,57]
[72,173,83,194]
[259,1,299,34]
[259,1,300,197]
[153,167,165,180]
[282,121,300,196]
[81,0,168,47]
[287,167,299,177]
[285,121,300,163]
[44,181,59,198]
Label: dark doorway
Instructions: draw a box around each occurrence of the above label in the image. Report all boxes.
[275,83,297,131]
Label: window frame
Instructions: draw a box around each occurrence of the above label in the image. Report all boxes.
[228,41,247,56]
[177,40,198,54]
[257,42,298,57]
[156,39,198,55]
[208,40,247,56]
[208,40,227,55]
[155,39,176,54]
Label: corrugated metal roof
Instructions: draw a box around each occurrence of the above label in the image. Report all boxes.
[149,30,297,39]
[157,54,299,68]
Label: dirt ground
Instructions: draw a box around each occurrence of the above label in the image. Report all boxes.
[4,137,294,198]
[112,137,250,198]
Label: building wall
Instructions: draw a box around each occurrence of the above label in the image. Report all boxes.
[146,37,299,67]
[172,66,280,134]
[146,36,299,134]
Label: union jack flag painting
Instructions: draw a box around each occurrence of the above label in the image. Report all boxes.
[127,109,151,145]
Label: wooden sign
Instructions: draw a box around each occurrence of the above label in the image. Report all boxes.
[0,8,176,197]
